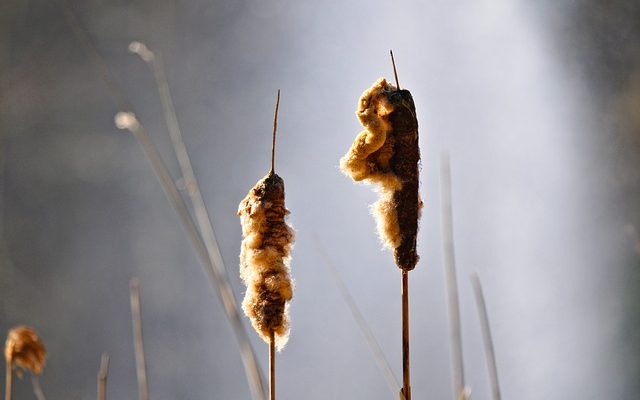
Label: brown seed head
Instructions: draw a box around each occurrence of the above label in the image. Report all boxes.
[5,326,47,375]
[340,78,422,270]
[238,172,295,350]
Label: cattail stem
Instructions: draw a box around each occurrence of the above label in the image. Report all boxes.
[401,270,411,400]
[130,279,150,400]
[5,359,12,400]
[97,353,110,400]
[269,331,275,400]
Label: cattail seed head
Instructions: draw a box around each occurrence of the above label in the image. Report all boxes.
[340,78,422,271]
[4,326,47,376]
[238,172,294,350]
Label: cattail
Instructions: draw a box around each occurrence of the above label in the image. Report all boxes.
[238,91,294,354]
[340,52,421,400]
[5,326,47,376]
[5,326,47,400]
[340,77,421,271]
[238,172,294,350]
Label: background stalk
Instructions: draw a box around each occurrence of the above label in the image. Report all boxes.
[471,273,501,400]
[440,152,468,400]
[130,279,150,400]
[128,44,268,400]
[31,376,46,400]
[49,3,266,395]
[314,236,405,399]
[114,113,266,400]
[97,353,110,400]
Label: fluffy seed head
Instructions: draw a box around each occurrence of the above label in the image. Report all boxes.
[340,78,422,270]
[5,326,47,376]
[238,172,294,350]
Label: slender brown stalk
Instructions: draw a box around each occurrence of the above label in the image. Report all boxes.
[31,376,46,400]
[5,359,12,400]
[440,152,467,400]
[401,270,411,400]
[390,50,401,90]
[271,90,281,175]
[269,331,275,400]
[130,279,150,400]
[313,236,405,399]
[471,273,501,400]
[97,353,110,400]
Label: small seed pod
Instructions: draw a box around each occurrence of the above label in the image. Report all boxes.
[238,172,294,350]
[340,78,422,271]
[5,326,47,376]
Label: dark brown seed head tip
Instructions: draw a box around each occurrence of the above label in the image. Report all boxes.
[252,173,285,201]
[395,250,419,271]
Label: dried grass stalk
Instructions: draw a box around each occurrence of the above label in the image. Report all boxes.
[340,78,421,270]
[238,172,295,350]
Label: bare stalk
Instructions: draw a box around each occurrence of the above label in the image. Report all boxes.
[440,152,467,400]
[30,376,46,400]
[129,42,232,283]
[270,90,280,175]
[314,237,404,399]
[401,271,411,400]
[269,331,275,400]
[130,279,150,400]
[5,359,12,400]
[390,50,401,90]
[114,113,265,400]
[97,353,110,400]
[470,273,501,400]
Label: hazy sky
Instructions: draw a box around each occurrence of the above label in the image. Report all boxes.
[1,1,638,400]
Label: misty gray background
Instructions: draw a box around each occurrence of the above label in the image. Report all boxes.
[1,1,639,399]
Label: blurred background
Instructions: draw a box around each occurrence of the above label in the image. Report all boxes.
[1,0,639,399]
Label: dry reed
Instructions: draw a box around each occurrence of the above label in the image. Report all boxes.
[97,353,110,400]
[129,279,150,400]
[471,273,501,400]
[53,4,266,394]
[440,152,470,400]
[114,110,266,399]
